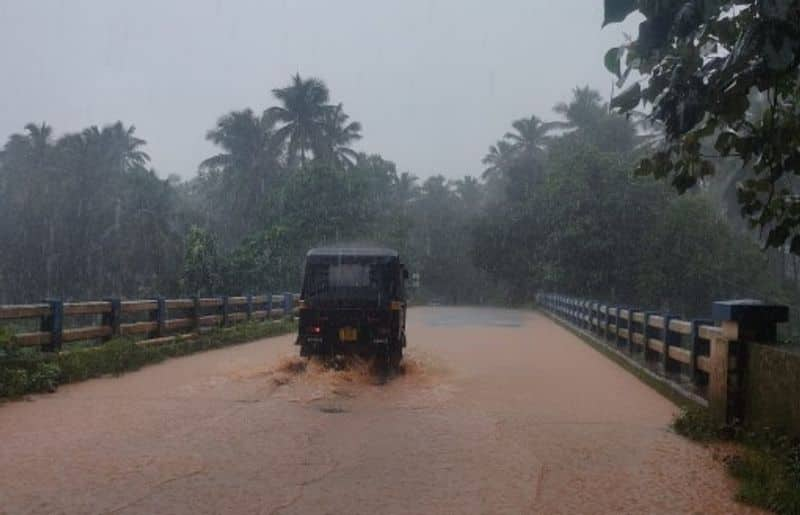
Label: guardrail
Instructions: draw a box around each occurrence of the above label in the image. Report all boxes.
[0,293,300,352]
[536,293,788,424]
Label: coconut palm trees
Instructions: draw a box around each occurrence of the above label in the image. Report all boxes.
[554,86,636,153]
[266,74,361,169]
[504,115,562,162]
[320,103,362,169]
[482,115,560,199]
[481,140,516,180]
[200,109,283,241]
[0,121,181,301]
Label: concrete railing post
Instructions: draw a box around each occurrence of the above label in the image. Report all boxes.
[690,318,713,386]
[41,299,63,352]
[220,295,229,327]
[191,296,200,331]
[246,295,253,321]
[710,300,788,424]
[642,312,654,362]
[151,297,166,337]
[102,298,121,341]
[283,292,294,319]
[662,314,680,376]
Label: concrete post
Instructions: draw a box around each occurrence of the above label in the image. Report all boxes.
[710,300,788,424]
[151,297,166,337]
[102,298,121,341]
[41,299,63,352]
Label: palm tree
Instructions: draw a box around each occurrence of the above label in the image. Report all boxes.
[321,103,362,169]
[0,123,56,295]
[101,122,150,174]
[0,123,53,172]
[503,115,561,162]
[267,74,331,167]
[201,109,283,239]
[481,140,516,180]
[553,86,605,130]
[554,86,637,153]
[202,109,281,188]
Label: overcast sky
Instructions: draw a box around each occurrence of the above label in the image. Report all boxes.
[0,1,638,180]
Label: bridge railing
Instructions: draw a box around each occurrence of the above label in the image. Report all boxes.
[536,293,788,424]
[0,293,300,353]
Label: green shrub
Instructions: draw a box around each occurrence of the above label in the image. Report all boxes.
[0,359,61,397]
[673,406,728,441]
[56,339,148,383]
[27,362,60,392]
[0,367,31,397]
[674,407,800,514]
[729,446,800,514]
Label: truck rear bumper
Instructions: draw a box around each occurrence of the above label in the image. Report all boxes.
[297,335,396,357]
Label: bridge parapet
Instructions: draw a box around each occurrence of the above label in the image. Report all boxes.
[536,293,789,426]
[0,292,300,353]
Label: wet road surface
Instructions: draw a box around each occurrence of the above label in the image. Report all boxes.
[0,307,759,514]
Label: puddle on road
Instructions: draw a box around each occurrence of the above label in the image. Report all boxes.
[422,307,523,328]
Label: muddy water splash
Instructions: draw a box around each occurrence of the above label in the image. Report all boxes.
[268,354,431,389]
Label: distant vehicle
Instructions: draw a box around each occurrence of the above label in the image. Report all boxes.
[296,247,408,368]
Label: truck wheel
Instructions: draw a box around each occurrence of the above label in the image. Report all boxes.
[383,343,402,369]
[389,347,403,369]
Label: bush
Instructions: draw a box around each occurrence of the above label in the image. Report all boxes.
[673,406,728,441]
[0,359,60,397]
[674,407,800,514]
[729,445,800,514]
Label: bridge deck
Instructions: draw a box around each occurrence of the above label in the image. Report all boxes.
[0,307,758,514]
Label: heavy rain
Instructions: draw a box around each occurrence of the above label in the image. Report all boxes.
[1,1,800,514]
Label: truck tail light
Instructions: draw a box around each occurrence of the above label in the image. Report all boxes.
[309,325,322,334]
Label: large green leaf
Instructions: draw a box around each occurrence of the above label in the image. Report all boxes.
[603,0,636,26]
[609,83,641,112]
[604,47,622,78]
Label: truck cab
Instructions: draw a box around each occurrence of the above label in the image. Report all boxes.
[296,247,407,367]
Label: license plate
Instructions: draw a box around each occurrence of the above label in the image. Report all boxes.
[339,327,358,342]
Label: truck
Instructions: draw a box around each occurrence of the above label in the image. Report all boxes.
[296,246,408,368]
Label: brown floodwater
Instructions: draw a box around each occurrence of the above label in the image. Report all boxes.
[0,307,761,514]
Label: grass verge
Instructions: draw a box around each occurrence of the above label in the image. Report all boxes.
[674,406,800,514]
[0,319,296,399]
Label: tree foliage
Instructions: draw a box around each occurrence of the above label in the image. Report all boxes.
[0,75,795,315]
[472,86,781,315]
[603,0,800,252]
[0,122,182,301]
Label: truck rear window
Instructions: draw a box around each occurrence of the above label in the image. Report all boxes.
[302,262,393,301]
[328,264,371,288]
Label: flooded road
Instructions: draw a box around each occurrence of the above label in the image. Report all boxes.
[0,307,757,514]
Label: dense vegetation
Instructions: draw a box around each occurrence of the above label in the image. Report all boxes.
[674,406,800,514]
[0,74,797,319]
[604,0,800,252]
